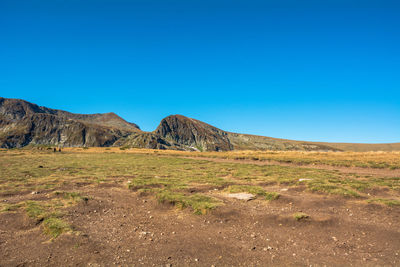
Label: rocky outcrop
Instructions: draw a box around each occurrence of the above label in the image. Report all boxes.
[0,97,140,131]
[0,97,134,148]
[154,115,233,151]
[0,112,131,148]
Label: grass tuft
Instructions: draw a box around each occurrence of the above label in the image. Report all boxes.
[156,189,219,215]
[43,217,71,238]
[1,203,23,212]
[24,200,72,238]
[25,201,46,220]
[55,191,89,203]
[307,181,360,197]
[293,212,309,221]
[265,192,280,201]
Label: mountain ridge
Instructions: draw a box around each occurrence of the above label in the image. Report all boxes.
[1,97,399,151]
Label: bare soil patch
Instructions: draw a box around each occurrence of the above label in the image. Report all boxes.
[1,184,399,266]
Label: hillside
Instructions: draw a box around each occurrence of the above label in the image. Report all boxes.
[0,97,399,151]
[154,115,233,151]
[0,97,139,148]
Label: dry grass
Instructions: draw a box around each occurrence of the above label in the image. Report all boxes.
[57,148,400,169]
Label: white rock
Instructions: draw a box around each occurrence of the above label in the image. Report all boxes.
[226,193,255,201]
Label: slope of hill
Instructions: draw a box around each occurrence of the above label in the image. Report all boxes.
[311,141,400,152]
[0,97,138,148]
[154,115,233,151]
[0,97,140,131]
[226,132,341,151]
[0,97,399,151]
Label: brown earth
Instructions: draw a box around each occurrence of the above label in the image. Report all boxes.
[1,180,399,266]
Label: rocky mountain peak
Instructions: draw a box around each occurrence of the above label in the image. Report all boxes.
[154,114,233,151]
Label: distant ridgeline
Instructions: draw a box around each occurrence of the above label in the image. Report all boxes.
[0,97,399,151]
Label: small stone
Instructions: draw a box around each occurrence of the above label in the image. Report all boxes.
[226,193,255,201]
[194,258,199,262]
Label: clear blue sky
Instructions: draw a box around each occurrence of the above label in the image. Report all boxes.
[1,0,399,143]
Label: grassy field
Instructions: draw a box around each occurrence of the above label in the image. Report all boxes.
[1,147,399,239]
[134,149,400,169]
[61,148,400,169]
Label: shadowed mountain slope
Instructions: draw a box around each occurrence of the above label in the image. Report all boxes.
[0,97,140,131]
[0,97,138,148]
[154,115,233,151]
[1,97,399,151]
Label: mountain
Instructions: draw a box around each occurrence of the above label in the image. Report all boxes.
[0,97,140,131]
[154,115,233,151]
[1,97,399,151]
[0,97,139,148]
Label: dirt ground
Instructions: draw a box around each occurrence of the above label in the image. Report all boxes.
[1,181,399,266]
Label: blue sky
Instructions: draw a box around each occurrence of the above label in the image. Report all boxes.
[1,0,399,143]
